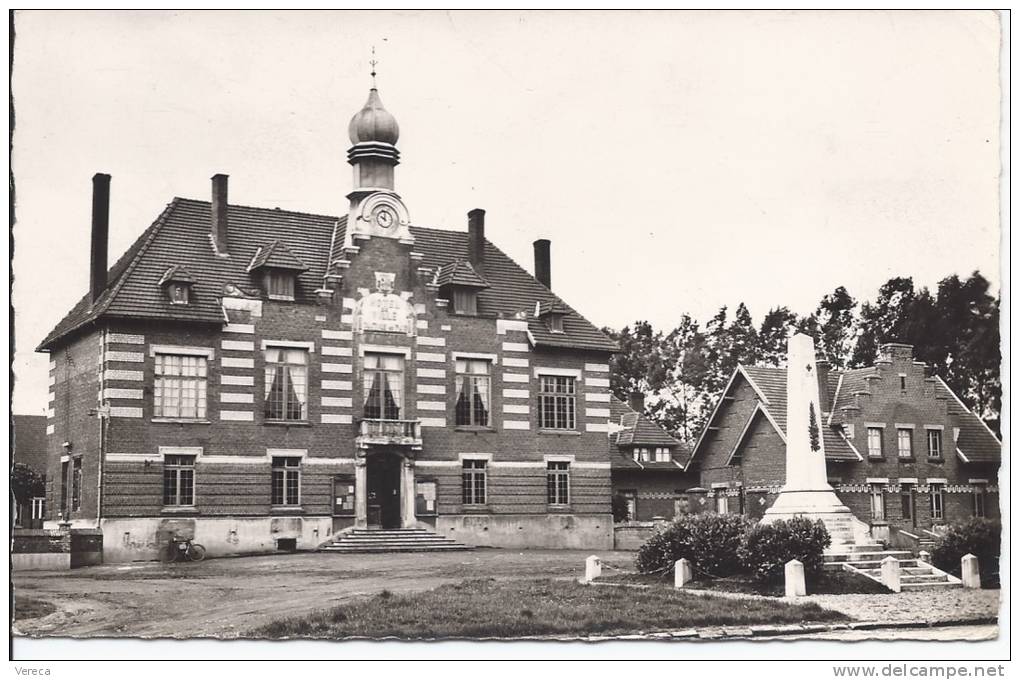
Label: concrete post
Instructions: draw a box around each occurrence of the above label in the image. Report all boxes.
[881,556,901,593]
[784,559,806,597]
[582,555,602,583]
[354,457,368,529]
[674,558,693,589]
[961,553,981,589]
[918,550,931,563]
[400,459,417,528]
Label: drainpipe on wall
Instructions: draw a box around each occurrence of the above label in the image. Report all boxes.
[96,328,108,525]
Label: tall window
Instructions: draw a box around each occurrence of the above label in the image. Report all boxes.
[716,493,729,515]
[867,427,883,458]
[973,485,987,518]
[71,457,82,512]
[900,484,914,523]
[538,375,576,430]
[930,484,945,521]
[363,353,404,420]
[265,271,296,300]
[547,461,570,505]
[264,347,308,421]
[870,484,885,521]
[154,354,208,419]
[163,455,196,506]
[452,289,477,315]
[462,459,487,505]
[455,359,491,426]
[60,460,69,516]
[897,428,913,458]
[927,429,943,458]
[271,457,301,506]
[620,490,637,521]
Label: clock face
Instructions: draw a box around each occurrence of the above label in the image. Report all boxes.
[375,208,395,229]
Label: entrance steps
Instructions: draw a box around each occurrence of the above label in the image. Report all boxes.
[319,528,474,554]
[824,544,962,591]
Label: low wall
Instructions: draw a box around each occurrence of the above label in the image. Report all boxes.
[435,513,614,549]
[613,522,662,550]
[100,516,334,563]
[12,528,102,570]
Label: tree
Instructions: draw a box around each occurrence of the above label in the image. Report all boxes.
[813,286,858,369]
[851,277,920,366]
[605,321,668,402]
[758,306,798,366]
[11,463,45,506]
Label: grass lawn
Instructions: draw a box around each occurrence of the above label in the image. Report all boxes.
[250,578,847,639]
[15,594,57,621]
[598,569,889,596]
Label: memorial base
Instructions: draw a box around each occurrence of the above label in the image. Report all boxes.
[762,488,857,545]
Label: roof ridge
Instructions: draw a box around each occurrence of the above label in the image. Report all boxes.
[173,196,341,222]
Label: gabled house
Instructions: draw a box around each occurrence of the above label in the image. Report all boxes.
[688,342,1001,544]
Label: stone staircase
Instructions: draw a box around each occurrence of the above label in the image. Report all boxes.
[319,527,474,554]
[824,542,962,591]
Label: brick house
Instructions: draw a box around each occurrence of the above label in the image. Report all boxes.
[608,395,696,522]
[688,342,1001,545]
[36,85,620,561]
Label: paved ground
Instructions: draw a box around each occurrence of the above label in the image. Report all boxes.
[13,550,1000,640]
[13,549,635,639]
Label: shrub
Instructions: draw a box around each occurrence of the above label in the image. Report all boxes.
[738,517,831,583]
[931,518,1001,587]
[635,513,750,577]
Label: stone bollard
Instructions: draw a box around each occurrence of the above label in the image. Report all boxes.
[918,550,931,563]
[961,553,981,589]
[784,559,806,598]
[674,558,693,589]
[582,555,602,584]
[881,556,901,593]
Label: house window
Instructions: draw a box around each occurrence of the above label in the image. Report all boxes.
[655,447,671,462]
[169,283,189,305]
[547,315,564,333]
[674,493,689,517]
[363,353,404,420]
[547,461,570,506]
[462,459,487,505]
[926,429,943,459]
[635,447,650,462]
[716,493,729,515]
[897,428,913,458]
[620,489,637,521]
[455,358,491,427]
[867,427,883,458]
[154,354,208,419]
[973,486,987,518]
[265,271,296,300]
[264,347,309,421]
[163,455,196,506]
[842,424,855,440]
[930,483,945,521]
[415,479,438,516]
[70,457,82,512]
[452,289,478,315]
[870,484,885,521]
[899,375,907,391]
[271,456,301,506]
[538,375,576,430]
[900,484,915,523]
[60,460,69,516]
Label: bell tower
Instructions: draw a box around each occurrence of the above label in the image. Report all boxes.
[344,64,412,246]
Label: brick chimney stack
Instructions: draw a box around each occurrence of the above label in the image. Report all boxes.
[89,173,111,305]
[467,209,485,272]
[628,391,645,414]
[816,359,832,412]
[211,174,229,255]
[533,239,551,289]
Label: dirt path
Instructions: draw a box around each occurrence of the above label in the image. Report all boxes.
[13,549,637,639]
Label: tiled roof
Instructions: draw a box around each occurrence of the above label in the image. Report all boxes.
[434,260,490,289]
[13,415,48,472]
[831,367,879,413]
[158,265,195,286]
[933,377,1001,464]
[247,239,310,273]
[537,300,569,316]
[39,199,617,353]
[608,396,689,470]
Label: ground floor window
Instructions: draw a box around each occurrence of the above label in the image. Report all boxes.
[70,457,82,512]
[60,460,69,516]
[930,483,945,521]
[546,462,570,506]
[462,459,487,505]
[973,486,987,518]
[900,484,914,523]
[870,484,885,521]
[619,490,637,521]
[31,497,45,521]
[272,457,301,506]
[163,455,196,506]
[715,493,729,515]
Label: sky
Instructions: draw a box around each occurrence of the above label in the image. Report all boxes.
[10,10,1003,415]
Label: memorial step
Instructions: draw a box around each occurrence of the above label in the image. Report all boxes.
[318,528,474,554]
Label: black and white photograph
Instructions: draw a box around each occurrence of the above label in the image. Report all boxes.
[8,9,1008,669]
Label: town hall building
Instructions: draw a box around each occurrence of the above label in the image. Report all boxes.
[38,84,620,561]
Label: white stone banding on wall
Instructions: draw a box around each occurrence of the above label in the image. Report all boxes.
[222,357,255,369]
[221,375,255,386]
[322,380,353,391]
[107,351,145,363]
[584,377,610,388]
[45,425,54,435]
[223,323,255,334]
[584,393,610,403]
[416,401,446,411]
[584,363,610,373]
[221,340,255,352]
[322,396,353,408]
[322,363,354,374]
[321,346,353,357]
[496,319,529,335]
[103,388,143,400]
[585,408,610,418]
[107,333,145,344]
[220,411,254,421]
[503,404,529,414]
[420,417,447,428]
[322,329,353,341]
[502,342,529,353]
[502,388,529,399]
[417,336,446,347]
[585,422,610,433]
[417,368,446,380]
[109,407,144,418]
[416,384,446,395]
[502,357,529,368]
[321,414,353,424]
[503,420,530,430]
[104,369,144,381]
[220,393,255,404]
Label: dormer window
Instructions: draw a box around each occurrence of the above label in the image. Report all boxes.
[547,314,564,333]
[535,300,568,333]
[158,265,195,306]
[435,260,490,317]
[247,240,308,303]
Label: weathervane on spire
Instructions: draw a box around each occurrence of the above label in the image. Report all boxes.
[369,46,378,88]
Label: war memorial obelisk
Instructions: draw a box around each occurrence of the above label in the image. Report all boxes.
[762,333,856,545]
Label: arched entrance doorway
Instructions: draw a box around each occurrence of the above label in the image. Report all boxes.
[365,452,403,529]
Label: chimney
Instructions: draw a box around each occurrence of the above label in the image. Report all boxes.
[467,208,485,272]
[815,360,832,412]
[89,173,111,304]
[628,391,645,414]
[533,239,551,289]
[211,173,229,254]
